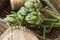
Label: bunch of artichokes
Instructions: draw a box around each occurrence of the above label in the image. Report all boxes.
[4,0,43,27]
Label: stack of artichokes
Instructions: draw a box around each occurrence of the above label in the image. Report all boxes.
[4,0,60,40]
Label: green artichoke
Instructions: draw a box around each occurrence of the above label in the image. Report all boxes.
[4,16,15,22]
[25,11,43,25]
[4,13,17,22]
[4,12,24,26]
[24,1,34,8]
[18,7,28,16]
[25,0,42,9]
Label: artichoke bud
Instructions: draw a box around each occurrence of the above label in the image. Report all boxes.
[25,11,43,25]
[24,1,34,8]
[4,16,15,22]
[4,13,24,26]
[4,13,18,22]
[30,0,42,8]
[18,7,28,16]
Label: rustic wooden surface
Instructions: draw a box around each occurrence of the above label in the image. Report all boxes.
[0,5,11,18]
[0,0,10,10]
[0,0,5,10]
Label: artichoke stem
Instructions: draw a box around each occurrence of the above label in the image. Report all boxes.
[46,22,54,33]
[42,0,58,13]
[43,9,59,19]
[43,18,57,22]
[43,26,46,40]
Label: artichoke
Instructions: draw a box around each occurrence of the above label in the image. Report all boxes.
[24,1,34,8]
[25,0,42,9]
[25,11,43,26]
[4,12,24,26]
[18,7,28,16]
[4,13,17,22]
